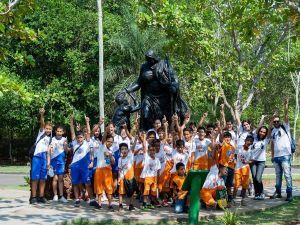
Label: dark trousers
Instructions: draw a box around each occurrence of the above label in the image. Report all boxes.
[250,161,265,195]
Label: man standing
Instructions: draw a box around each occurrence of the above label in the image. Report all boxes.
[271,98,293,202]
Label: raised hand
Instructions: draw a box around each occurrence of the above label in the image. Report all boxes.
[39,108,45,115]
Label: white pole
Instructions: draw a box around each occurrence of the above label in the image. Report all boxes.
[97,0,105,132]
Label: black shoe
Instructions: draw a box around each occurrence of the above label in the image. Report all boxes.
[38,197,47,203]
[286,193,293,202]
[118,204,124,212]
[270,191,282,199]
[89,200,99,207]
[74,199,80,207]
[129,204,135,211]
[30,197,38,205]
[108,205,114,211]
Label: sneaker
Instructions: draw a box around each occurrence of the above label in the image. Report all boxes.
[108,205,114,211]
[151,200,161,208]
[118,204,124,212]
[253,195,259,200]
[30,197,38,205]
[286,193,293,202]
[53,195,59,201]
[129,204,135,211]
[38,197,47,203]
[74,199,80,207]
[59,196,68,203]
[257,194,265,200]
[162,199,170,207]
[270,191,282,199]
[147,204,155,209]
[89,199,98,207]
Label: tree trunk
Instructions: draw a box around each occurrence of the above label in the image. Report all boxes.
[97,0,104,131]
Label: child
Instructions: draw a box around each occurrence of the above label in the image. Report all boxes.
[90,118,104,195]
[118,143,135,211]
[30,108,53,204]
[69,114,95,207]
[193,127,212,170]
[234,135,254,206]
[170,140,189,176]
[140,134,161,210]
[48,125,68,202]
[171,162,189,213]
[94,134,115,210]
[200,165,227,209]
[182,128,195,172]
[218,131,236,204]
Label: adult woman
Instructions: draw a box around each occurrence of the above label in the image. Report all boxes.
[250,116,273,200]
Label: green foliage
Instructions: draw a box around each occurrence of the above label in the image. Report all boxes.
[221,209,240,225]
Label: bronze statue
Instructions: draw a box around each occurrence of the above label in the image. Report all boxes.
[124,49,188,130]
[112,90,140,134]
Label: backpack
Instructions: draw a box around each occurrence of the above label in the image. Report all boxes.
[29,133,52,158]
[280,125,297,154]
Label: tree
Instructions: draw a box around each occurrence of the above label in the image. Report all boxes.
[137,0,300,124]
[291,71,300,140]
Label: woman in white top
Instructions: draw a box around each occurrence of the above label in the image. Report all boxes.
[250,116,273,200]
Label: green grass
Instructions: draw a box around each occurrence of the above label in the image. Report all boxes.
[0,165,30,174]
[0,184,29,191]
[62,198,300,225]
[203,197,300,225]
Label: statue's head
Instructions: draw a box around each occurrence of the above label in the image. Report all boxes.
[145,49,160,65]
[115,91,128,105]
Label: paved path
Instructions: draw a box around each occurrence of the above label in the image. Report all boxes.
[0,187,299,225]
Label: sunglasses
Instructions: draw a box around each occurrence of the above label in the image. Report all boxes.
[273,120,280,123]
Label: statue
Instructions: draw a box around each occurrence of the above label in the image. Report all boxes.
[124,49,188,131]
[112,90,140,135]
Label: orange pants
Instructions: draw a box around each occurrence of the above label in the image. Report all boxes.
[234,166,250,189]
[94,167,113,195]
[144,176,158,196]
[200,188,216,207]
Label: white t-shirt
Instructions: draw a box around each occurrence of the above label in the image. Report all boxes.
[170,150,189,173]
[184,139,196,157]
[235,146,251,170]
[71,140,91,165]
[34,130,51,157]
[140,154,161,178]
[237,125,256,147]
[112,134,122,153]
[251,137,269,161]
[271,122,292,157]
[119,136,131,150]
[95,144,114,168]
[50,136,66,159]
[155,147,166,175]
[194,138,211,160]
[118,153,134,179]
[91,137,101,159]
[163,143,173,161]
[202,165,225,189]
[134,141,144,165]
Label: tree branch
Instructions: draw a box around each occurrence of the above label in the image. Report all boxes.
[231,29,243,65]
[0,0,21,15]
[285,0,300,15]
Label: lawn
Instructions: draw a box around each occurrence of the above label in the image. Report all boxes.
[0,184,29,191]
[62,198,300,225]
[0,165,30,174]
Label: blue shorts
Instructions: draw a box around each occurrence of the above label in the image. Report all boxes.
[70,164,91,185]
[51,159,65,175]
[31,156,47,181]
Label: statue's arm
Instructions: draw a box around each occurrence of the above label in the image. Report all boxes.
[123,104,141,113]
[125,67,143,93]
[168,61,179,93]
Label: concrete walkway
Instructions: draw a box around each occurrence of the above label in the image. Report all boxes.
[0,187,299,225]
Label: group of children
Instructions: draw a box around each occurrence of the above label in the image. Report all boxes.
[30,104,274,212]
